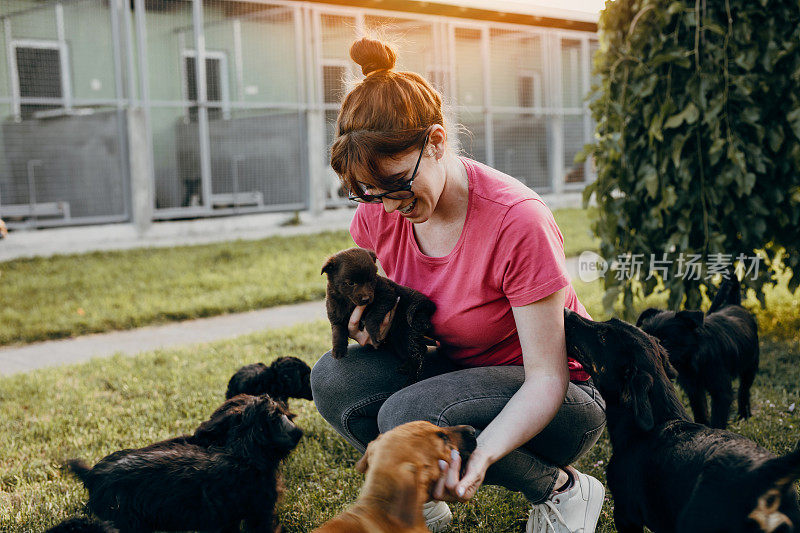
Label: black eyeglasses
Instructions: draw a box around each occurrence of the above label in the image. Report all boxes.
[348,132,430,204]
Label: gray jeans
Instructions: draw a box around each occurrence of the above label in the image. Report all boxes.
[310,345,606,503]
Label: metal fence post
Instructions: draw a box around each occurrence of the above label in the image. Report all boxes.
[480,26,493,168]
[192,0,213,212]
[548,34,565,195]
[128,107,153,232]
[305,7,326,216]
[582,37,594,184]
[110,0,132,223]
[133,0,155,228]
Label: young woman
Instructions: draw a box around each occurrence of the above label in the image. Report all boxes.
[311,37,606,533]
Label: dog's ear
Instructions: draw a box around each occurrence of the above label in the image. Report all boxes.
[366,249,377,263]
[628,370,655,431]
[676,310,704,329]
[756,441,800,492]
[355,440,374,474]
[193,395,251,445]
[747,443,800,532]
[656,343,679,379]
[386,463,420,528]
[636,308,661,327]
[258,365,278,395]
[321,255,339,275]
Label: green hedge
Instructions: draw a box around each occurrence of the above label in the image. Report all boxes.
[585,0,800,314]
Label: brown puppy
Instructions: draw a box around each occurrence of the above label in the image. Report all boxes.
[322,247,436,382]
[313,421,477,533]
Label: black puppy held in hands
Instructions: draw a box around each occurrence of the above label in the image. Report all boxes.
[564,309,800,533]
[636,275,759,429]
[322,247,436,382]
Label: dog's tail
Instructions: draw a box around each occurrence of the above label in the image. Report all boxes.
[708,274,741,313]
[65,458,92,483]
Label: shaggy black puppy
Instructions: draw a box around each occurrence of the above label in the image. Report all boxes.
[321,247,436,382]
[636,276,759,428]
[67,394,302,533]
[564,309,800,533]
[225,356,313,406]
[44,517,117,533]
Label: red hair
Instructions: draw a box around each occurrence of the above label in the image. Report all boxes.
[330,37,445,200]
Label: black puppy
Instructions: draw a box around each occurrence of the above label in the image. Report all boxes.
[226,356,313,406]
[44,517,117,533]
[564,309,800,533]
[637,275,759,428]
[321,247,436,382]
[67,394,302,533]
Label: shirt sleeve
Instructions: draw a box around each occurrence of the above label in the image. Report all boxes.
[349,204,375,250]
[495,199,570,307]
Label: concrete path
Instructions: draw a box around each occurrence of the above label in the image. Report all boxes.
[0,300,327,376]
[0,208,357,262]
[0,257,581,376]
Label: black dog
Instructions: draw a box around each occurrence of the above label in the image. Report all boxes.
[321,247,436,382]
[67,394,302,533]
[637,275,759,428]
[44,517,117,533]
[564,309,800,533]
[225,356,313,407]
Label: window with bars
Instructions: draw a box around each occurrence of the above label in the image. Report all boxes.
[15,45,63,119]
[184,55,223,122]
[322,64,347,104]
[518,71,542,109]
[426,68,448,95]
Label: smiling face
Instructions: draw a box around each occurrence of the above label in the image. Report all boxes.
[355,128,449,224]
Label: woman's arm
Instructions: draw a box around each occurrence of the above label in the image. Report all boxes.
[433,287,569,501]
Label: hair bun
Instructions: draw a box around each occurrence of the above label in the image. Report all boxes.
[350,37,397,76]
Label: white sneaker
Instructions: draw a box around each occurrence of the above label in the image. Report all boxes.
[526,467,605,533]
[423,500,452,532]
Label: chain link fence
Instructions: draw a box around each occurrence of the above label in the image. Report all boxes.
[0,0,597,229]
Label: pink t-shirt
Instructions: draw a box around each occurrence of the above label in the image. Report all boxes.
[350,157,591,381]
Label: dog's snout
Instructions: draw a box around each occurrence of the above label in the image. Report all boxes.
[452,425,478,456]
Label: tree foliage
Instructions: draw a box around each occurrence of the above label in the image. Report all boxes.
[585,0,800,316]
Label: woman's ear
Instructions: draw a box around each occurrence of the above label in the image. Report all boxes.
[427,125,447,160]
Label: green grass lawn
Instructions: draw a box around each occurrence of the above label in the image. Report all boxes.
[2,280,799,532]
[0,208,597,347]
[0,231,355,346]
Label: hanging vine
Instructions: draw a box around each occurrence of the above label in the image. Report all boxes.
[584,0,800,316]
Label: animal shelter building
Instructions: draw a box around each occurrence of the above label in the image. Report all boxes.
[0,0,599,230]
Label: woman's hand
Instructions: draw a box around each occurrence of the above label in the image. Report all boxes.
[432,448,491,503]
[347,297,400,348]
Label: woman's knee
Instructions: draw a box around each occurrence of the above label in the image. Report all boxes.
[312,346,407,423]
[377,385,442,433]
[310,351,339,421]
